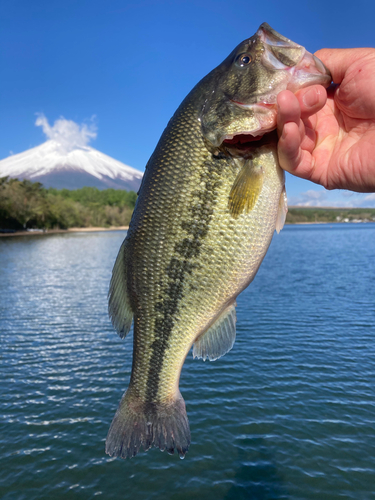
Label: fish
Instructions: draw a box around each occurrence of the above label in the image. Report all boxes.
[105,22,331,459]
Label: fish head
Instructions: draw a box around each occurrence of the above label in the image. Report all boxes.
[200,22,331,152]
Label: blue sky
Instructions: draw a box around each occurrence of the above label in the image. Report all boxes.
[1,0,374,206]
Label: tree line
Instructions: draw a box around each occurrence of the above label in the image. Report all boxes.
[1,176,374,232]
[286,206,375,224]
[0,177,137,230]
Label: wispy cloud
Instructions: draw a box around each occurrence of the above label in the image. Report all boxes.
[35,113,97,153]
[288,189,328,207]
[288,189,375,208]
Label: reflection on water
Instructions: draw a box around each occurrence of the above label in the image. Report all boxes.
[1,225,375,499]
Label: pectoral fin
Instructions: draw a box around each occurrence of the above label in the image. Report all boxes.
[228,160,263,218]
[108,239,133,338]
[276,186,288,234]
[193,302,237,361]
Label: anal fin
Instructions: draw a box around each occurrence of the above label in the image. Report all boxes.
[193,302,237,361]
[108,238,133,338]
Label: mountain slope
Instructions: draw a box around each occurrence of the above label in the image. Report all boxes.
[0,140,143,191]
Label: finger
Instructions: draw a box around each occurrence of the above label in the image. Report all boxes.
[294,85,327,120]
[314,48,374,84]
[278,121,317,181]
[277,91,305,172]
[277,90,300,135]
[277,121,303,172]
[300,118,317,153]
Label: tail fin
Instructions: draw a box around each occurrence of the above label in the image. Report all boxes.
[105,389,191,459]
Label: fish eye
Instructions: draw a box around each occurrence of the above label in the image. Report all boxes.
[237,54,252,66]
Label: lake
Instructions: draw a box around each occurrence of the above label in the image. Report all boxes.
[1,224,374,500]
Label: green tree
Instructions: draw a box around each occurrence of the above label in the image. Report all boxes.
[0,177,138,230]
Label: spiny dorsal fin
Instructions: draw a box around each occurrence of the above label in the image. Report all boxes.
[276,186,288,234]
[228,160,263,218]
[108,239,133,338]
[193,302,237,361]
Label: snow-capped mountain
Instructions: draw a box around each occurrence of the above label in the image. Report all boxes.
[0,140,143,192]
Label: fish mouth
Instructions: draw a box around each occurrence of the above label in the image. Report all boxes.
[220,100,278,155]
[221,130,278,155]
[257,23,332,89]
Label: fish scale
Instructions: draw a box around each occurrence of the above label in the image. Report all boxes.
[105,22,331,459]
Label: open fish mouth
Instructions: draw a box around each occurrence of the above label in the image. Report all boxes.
[218,101,279,155]
[221,129,279,155]
[221,100,279,155]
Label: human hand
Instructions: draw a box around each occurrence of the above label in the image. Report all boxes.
[277,48,375,192]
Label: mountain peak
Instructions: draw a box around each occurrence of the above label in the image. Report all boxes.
[0,140,143,191]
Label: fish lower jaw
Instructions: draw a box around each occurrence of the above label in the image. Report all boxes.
[221,129,278,155]
[221,125,275,143]
[222,102,277,148]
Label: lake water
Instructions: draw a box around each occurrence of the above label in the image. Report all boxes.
[1,224,375,500]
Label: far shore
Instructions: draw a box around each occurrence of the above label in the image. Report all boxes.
[0,226,129,238]
[2,219,374,238]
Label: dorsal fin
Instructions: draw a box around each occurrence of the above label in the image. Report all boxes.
[193,302,237,361]
[108,239,133,338]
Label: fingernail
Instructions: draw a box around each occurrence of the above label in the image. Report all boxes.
[302,87,319,108]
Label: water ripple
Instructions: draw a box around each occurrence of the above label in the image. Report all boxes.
[1,226,375,499]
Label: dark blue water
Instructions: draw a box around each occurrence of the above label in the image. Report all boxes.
[1,225,375,500]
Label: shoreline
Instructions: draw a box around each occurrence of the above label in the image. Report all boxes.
[0,226,129,238]
[1,220,374,238]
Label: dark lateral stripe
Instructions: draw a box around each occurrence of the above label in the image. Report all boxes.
[145,159,223,403]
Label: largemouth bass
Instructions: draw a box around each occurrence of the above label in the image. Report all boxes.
[106,23,331,459]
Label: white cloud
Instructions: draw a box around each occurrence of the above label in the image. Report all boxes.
[35,113,97,153]
[288,188,375,208]
[288,189,328,206]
